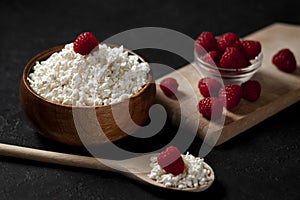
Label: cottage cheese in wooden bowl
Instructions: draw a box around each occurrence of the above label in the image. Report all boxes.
[20,32,156,146]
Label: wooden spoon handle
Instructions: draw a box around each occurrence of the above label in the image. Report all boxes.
[0,143,114,172]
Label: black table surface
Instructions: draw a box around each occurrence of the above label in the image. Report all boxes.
[1,0,300,199]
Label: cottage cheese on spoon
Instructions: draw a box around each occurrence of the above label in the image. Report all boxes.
[148,151,212,189]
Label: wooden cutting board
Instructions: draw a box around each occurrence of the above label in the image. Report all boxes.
[155,23,300,146]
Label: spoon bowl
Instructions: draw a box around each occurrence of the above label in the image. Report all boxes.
[121,153,215,192]
[0,143,214,192]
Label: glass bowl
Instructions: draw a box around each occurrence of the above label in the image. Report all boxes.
[194,50,263,85]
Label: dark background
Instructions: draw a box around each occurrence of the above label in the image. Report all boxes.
[1,0,300,199]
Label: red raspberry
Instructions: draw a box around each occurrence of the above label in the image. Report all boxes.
[219,84,242,109]
[241,80,261,102]
[160,78,179,97]
[240,40,262,59]
[217,32,241,52]
[73,32,99,55]
[272,48,297,73]
[197,97,223,120]
[198,77,222,97]
[195,32,218,54]
[220,47,249,69]
[157,146,185,175]
[201,50,222,67]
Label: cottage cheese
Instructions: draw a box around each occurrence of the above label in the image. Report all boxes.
[27,43,150,106]
[148,152,212,189]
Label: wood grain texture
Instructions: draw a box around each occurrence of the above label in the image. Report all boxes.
[155,23,300,146]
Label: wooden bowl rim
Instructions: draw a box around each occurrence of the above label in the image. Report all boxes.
[22,44,154,109]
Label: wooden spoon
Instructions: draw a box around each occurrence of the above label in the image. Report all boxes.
[0,143,214,192]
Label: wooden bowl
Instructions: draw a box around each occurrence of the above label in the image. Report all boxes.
[20,45,156,146]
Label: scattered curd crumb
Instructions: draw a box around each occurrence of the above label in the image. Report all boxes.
[148,152,212,189]
[27,43,150,106]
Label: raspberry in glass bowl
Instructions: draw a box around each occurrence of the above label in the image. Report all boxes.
[194,32,263,85]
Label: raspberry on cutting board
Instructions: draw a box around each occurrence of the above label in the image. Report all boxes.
[272,48,297,73]
[159,78,179,97]
[219,84,242,109]
[197,97,223,120]
[198,77,222,97]
[242,80,261,102]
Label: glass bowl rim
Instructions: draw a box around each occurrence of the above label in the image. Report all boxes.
[194,50,263,73]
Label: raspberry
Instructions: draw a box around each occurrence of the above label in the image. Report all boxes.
[73,32,99,55]
[197,97,223,120]
[195,32,218,54]
[220,47,249,69]
[157,146,185,175]
[241,40,262,59]
[201,50,222,67]
[219,84,242,109]
[241,80,261,102]
[217,32,241,52]
[198,77,222,97]
[160,78,179,97]
[272,48,297,73]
